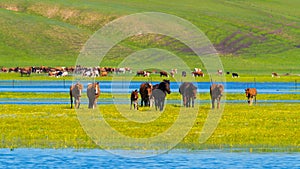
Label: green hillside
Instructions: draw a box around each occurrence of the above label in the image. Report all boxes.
[0,0,299,74]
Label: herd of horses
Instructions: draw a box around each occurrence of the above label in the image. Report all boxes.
[69,80,257,111]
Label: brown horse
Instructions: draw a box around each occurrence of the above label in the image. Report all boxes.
[139,82,153,107]
[130,90,139,110]
[87,82,100,109]
[179,82,197,107]
[70,82,83,109]
[210,84,224,109]
[152,80,171,111]
[245,88,257,105]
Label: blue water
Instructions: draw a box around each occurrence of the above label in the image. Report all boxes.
[0,80,299,94]
[0,149,299,168]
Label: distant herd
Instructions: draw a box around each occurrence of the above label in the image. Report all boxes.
[70,80,257,111]
[0,65,285,79]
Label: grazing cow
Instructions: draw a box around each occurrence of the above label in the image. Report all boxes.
[139,82,153,107]
[179,82,197,107]
[152,80,171,111]
[101,71,108,77]
[20,68,31,77]
[217,69,223,75]
[70,83,83,109]
[192,71,204,77]
[136,70,145,76]
[130,90,139,110]
[210,84,224,109]
[87,82,100,109]
[232,72,239,78]
[245,88,257,105]
[160,71,169,77]
[1,67,8,72]
[271,72,280,78]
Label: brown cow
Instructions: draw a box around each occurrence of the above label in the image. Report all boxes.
[160,71,169,77]
[245,88,257,105]
[210,84,224,109]
[271,72,280,78]
[192,71,204,77]
[87,82,100,109]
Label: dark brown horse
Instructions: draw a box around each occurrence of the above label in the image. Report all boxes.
[245,88,257,105]
[210,84,224,109]
[87,82,100,109]
[70,82,83,109]
[139,82,153,107]
[130,90,139,110]
[152,80,171,111]
[179,82,197,107]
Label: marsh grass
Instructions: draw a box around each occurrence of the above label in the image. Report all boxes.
[0,103,299,151]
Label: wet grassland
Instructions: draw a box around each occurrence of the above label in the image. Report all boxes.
[0,91,299,152]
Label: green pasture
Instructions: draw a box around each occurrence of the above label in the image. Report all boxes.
[0,0,300,74]
[0,103,299,151]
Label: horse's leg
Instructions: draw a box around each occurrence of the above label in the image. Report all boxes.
[254,95,257,105]
[70,94,73,109]
[211,98,215,109]
[141,98,144,107]
[217,97,221,109]
[192,97,194,108]
[130,100,132,110]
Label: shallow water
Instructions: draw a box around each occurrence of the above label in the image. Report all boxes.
[0,80,299,94]
[0,149,299,168]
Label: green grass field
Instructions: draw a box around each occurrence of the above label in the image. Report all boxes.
[0,0,300,74]
[0,103,298,151]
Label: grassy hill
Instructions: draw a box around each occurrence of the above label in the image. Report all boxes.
[0,0,299,74]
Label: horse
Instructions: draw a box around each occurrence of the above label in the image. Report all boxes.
[245,88,257,105]
[130,90,139,110]
[271,72,280,78]
[139,82,153,107]
[152,80,171,111]
[87,82,100,109]
[232,72,239,78]
[179,82,197,108]
[70,82,83,109]
[210,84,224,109]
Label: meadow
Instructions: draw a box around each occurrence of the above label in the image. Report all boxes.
[0,103,298,152]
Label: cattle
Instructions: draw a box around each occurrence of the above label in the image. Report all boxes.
[101,71,108,77]
[232,72,239,78]
[210,84,224,109]
[20,68,31,77]
[179,82,197,107]
[70,83,83,109]
[160,71,169,77]
[152,80,171,111]
[130,90,139,110]
[87,82,100,109]
[245,88,257,105]
[271,72,280,78]
[192,71,204,77]
[139,82,153,107]
[217,69,223,75]
[1,67,8,72]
